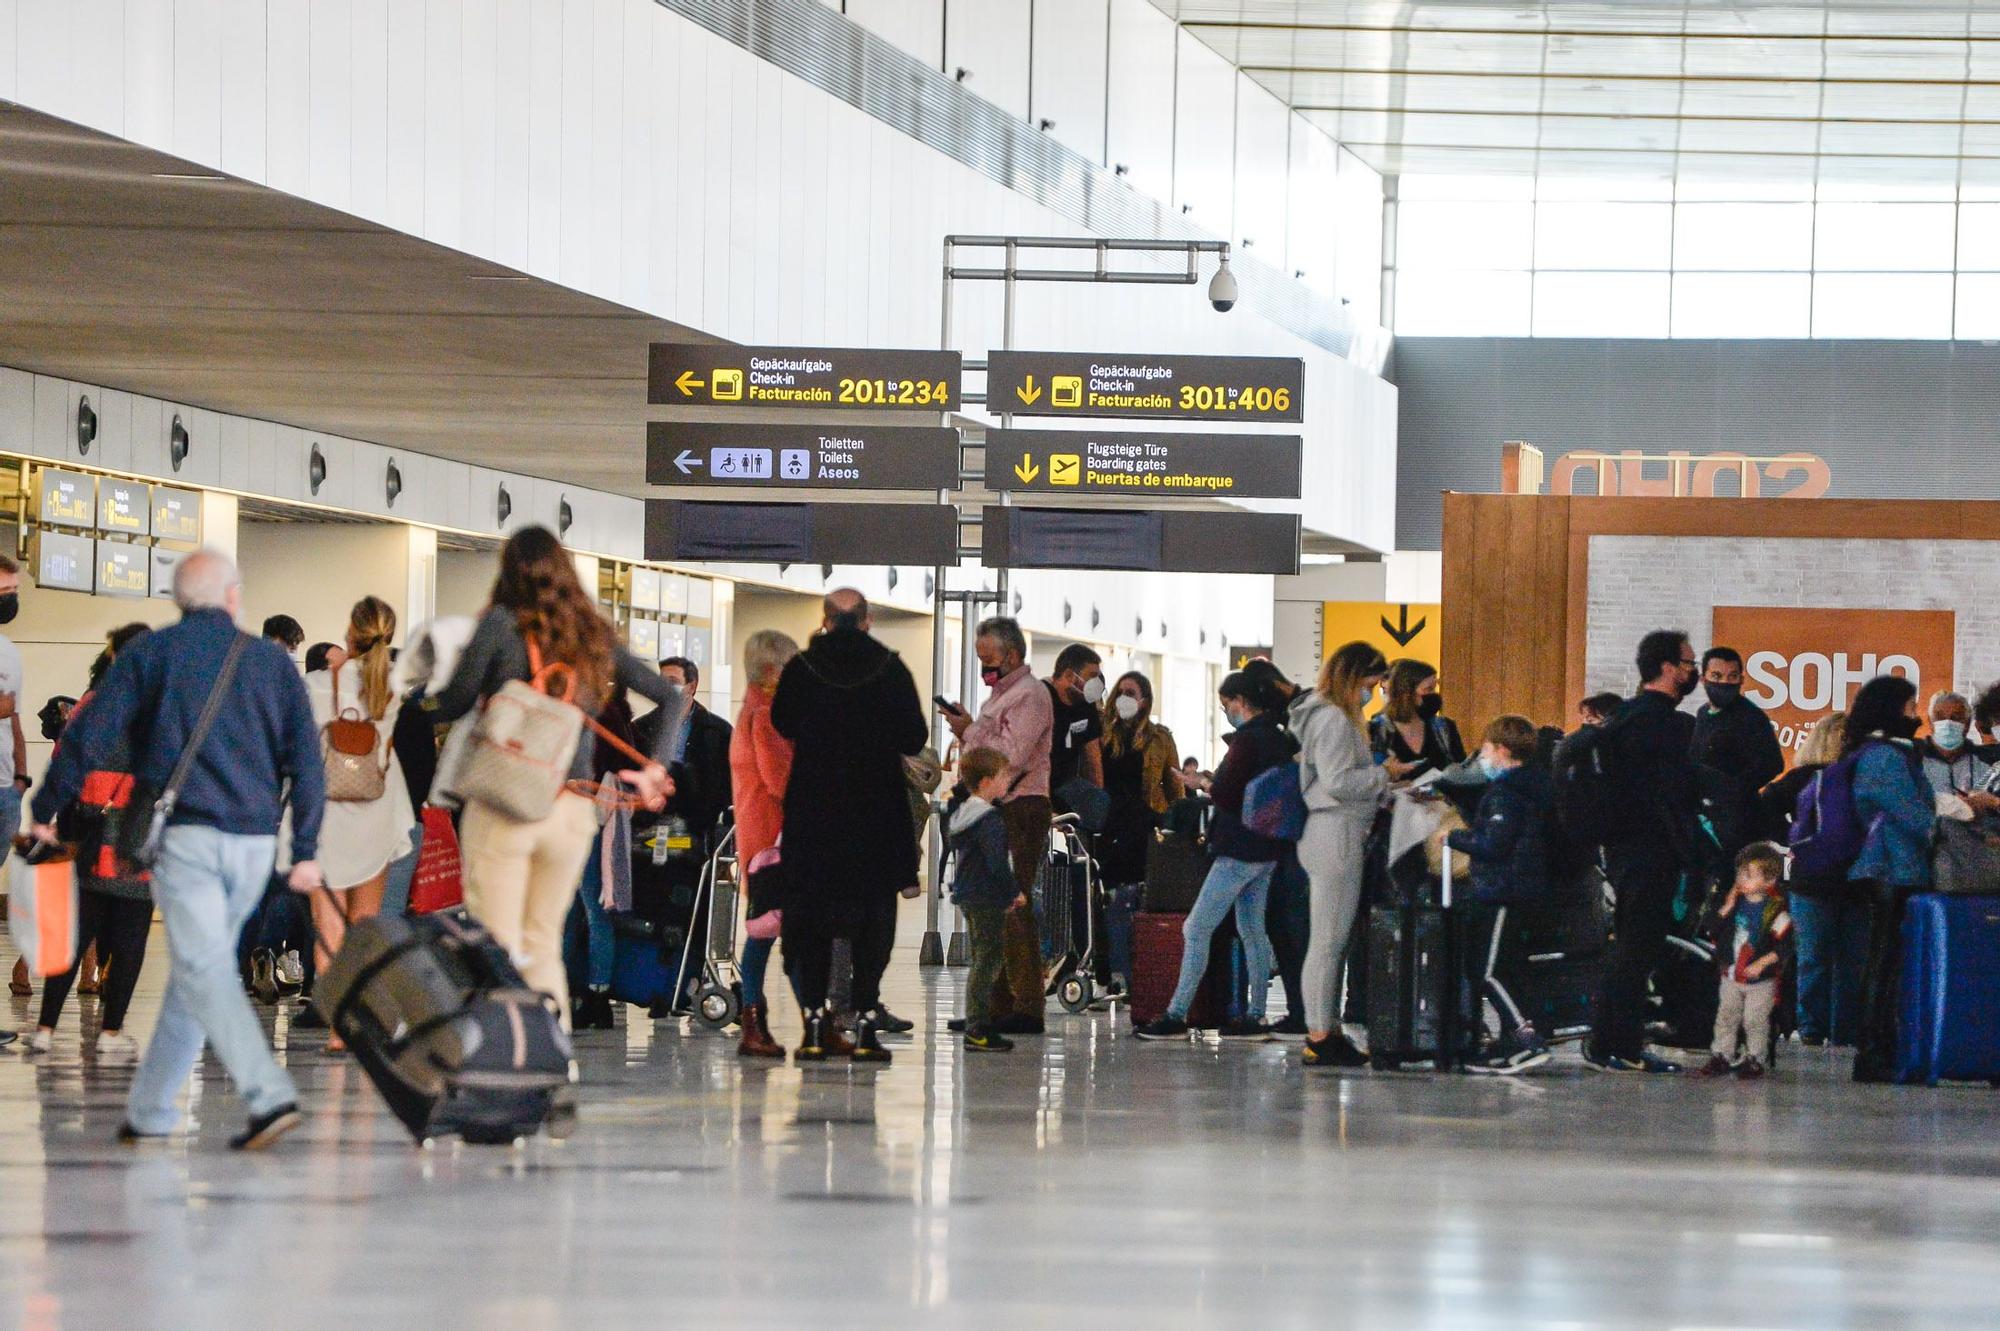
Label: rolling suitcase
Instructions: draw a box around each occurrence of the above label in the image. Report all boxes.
[1896,893,2000,1086]
[1494,865,1610,1044]
[608,911,688,1010]
[1364,844,1459,1070]
[1128,912,1237,1029]
[315,907,573,1144]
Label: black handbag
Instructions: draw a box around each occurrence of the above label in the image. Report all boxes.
[1142,829,1211,914]
[117,634,249,869]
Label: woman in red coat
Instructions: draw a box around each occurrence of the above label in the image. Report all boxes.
[728,630,799,1058]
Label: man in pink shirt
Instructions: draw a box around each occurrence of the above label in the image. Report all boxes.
[947,617,1054,1034]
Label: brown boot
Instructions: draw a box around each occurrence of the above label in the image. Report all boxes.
[823,1013,857,1058]
[736,1003,784,1060]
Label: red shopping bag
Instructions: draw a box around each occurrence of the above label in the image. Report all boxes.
[409,807,464,914]
[8,839,77,977]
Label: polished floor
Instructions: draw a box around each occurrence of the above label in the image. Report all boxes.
[4,917,2000,1330]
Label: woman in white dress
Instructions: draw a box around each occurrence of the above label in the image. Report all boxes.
[306,595,414,1052]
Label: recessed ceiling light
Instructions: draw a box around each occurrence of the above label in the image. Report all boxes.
[151,171,228,181]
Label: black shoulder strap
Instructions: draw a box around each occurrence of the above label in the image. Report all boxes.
[164,633,249,804]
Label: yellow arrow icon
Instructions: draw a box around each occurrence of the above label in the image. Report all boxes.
[674,369,705,396]
[1015,374,1043,406]
[1013,456,1040,484]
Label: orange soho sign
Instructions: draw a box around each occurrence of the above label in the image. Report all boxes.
[1711,607,1956,761]
[1551,450,1831,498]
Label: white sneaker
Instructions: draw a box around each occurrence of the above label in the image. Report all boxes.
[275,950,305,992]
[27,1030,52,1055]
[94,1032,139,1059]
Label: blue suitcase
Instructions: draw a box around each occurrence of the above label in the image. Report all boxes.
[609,912,688,1010]
[1895,893,2000,1085]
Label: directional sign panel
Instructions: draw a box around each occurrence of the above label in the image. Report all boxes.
[646,500,959,567]
[647,423,958,491]
[986,351,1303,423]
[648,344,962,411]
[985,428,1302,499]
[981,506,1300,575]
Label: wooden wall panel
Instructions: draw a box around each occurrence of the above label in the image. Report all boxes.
[1441,492,1574,735]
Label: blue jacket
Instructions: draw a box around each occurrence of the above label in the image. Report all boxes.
[947,798,1017,910]
[1850,737,1934,889]
[1446,765,1552,904]
[33,609,326,862]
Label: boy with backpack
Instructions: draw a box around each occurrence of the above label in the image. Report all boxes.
[1694,842,1794,1079]
[1446,715,1555,1075]
[949,747,1026,1053]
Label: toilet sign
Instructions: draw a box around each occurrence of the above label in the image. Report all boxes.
[1712,606,1956,763]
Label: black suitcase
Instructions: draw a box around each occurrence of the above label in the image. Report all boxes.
[1501,950,1602,1043]
[1365,900,1459,1070]
[315,907,573,1145]
[1142,830,1210,914]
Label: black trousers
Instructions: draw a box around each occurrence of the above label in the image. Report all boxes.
[39,891,153,1032]
[1853,877,1914,1083]
[1589,842,1680,1061]
[784,892,897,1014]
[1267,849,1311,1021]
[1459,902,1530,1045]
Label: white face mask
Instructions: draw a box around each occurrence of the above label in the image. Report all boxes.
[1080,675,1106,706]
[1114,694,1141,722]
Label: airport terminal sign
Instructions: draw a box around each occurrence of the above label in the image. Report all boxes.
[985,351,1303,423]
[647,423,959,491]
[984,428,1302,499]
[648,344,962,411]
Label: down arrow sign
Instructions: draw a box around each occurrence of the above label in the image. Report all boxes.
[1381,604,1427,647]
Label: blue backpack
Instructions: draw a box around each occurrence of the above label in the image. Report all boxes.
[1788,748,1870,880]
[1243,760,1308,842]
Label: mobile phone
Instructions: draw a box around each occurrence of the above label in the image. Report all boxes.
[934,694,959,713]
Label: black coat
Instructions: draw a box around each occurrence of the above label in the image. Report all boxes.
[1691,695,1785,851]
[770,627,928,921]
[1205,713,1299,863]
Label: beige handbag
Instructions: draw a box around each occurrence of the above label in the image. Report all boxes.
[323,670,390,803]
[1424,806,1473,881]
[455,642,586,822]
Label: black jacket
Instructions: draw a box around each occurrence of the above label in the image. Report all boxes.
[1607,689,1701,861]
[34,609,325,861]
[770,627,928,919]
[1206,713,1299,864]
[1691,696,1785,848]
[637,700,734,835]
[1447,766,1552,904]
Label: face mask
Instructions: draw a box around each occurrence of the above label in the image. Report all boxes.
[1081,676,1106,706]
[980,666,1003,687]
[0,593,18,625]
[1225,709,1247,730]
[1674,668,1698,701]
[1418,694,1444,721]
[1890,714,1923,740]
[1114,695,1141,722]
[1933,720,1969,751]
[1704,682,1741,710]
[1475,753,1502,780]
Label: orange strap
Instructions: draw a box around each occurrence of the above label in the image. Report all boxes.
[524,634,661,773]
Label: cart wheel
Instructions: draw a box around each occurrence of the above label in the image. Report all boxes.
[695,983,740,1030]
[1057,973,1093,1014]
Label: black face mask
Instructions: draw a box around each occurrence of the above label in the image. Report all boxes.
[1673,668,1698,701]
[1704,682,1741,710]
[0,593,18,625]
[1417,694,1444,721]
[1889,714,1923,740]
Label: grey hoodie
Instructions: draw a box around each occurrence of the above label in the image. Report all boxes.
[1290,690,1387,824]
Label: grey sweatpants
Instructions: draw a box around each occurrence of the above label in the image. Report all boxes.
[1299,811,1372,1033]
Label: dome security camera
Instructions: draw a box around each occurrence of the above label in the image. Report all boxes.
[1208,257,1238,313]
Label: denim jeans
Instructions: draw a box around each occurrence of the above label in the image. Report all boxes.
[563,850,616,993]
[739,934,774,1009]
[1168,856,1276,1022]
[128,826,298,1134]
[0,785,21,866]
[379,821,424,919]
[1791,890,1870,1046]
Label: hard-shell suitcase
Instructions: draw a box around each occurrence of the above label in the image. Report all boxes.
[1364,844,1459,1069]
[1896,893,2000,1086]
[1128,911,1237,1029]
[1503,951,1602,1043]
[315,907,572,1144]
[608,911,688,1010]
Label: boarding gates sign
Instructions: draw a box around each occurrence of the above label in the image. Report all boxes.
[1711,606,1956,763]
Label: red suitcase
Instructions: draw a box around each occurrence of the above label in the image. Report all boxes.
[1128,911,1237,1029]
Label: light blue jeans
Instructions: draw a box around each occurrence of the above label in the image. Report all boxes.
[379,820,424,919]
[127,826,298,1134]
[1168,856,1277,1023]
[0,785,21,869]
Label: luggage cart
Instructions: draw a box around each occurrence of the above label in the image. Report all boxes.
[671,822,744,1030]
[1034,813,1103,1014]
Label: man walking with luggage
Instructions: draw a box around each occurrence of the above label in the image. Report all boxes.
[31,550,326,1149]
[946,618,1055,1035]
[1585,629,1702,1075]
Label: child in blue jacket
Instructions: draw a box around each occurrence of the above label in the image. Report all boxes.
[949,747,1024,1053]
[1446,715,1554,1075]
